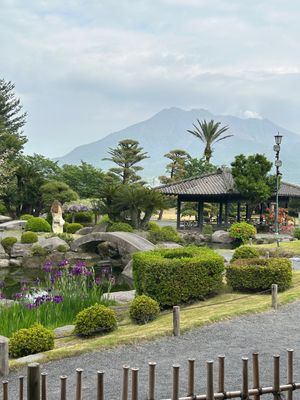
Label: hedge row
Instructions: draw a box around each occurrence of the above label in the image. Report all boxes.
[226,258,292,292]
[133,246,224,307]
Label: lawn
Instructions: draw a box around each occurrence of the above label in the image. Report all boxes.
[10,271,300,369]
[255,240,300,256]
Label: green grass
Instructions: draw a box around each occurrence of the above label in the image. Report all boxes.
[255,240,300,256]
[10,271,300,369]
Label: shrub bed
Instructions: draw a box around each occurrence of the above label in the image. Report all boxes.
[108,222,134,233]
[129,295,160,324]
[1,236,17,253]
[231,245,259,262]
[74,303,117,336]
[66,223,83,234]
[25,217,51,232]
[147,225,183,244]
[9,324,54,358]
[226,258,292,292]
[133,246,224,307]
[229,222,256,244]
[21,231,38,244]
[20,214,34,221]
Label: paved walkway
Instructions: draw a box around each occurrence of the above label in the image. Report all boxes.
[5,301,300,399]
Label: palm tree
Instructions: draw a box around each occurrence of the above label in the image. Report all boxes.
[187,120,233,163]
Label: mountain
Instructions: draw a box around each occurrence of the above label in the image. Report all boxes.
[57,107,300,184]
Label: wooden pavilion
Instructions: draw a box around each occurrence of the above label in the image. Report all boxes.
[157,169,300,229]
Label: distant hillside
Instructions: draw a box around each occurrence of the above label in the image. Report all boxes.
[56,107,300,184]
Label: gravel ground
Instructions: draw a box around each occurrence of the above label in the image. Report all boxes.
[4,301,300,399]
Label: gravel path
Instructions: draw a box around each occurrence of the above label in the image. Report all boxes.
[5,301,300,399]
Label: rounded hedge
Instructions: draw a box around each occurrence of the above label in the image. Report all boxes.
[74,303,117,336]
[147,221,161,232]
[108,222,134,233]
[129,295,160,324]
[1,236,17,253]
[66,223,83,234]
[20,214,34,221]
[133,246,224,307]
[226,258,292,292]
[9,324,54,358]
[229,222,256,244]
[147,225,183,244]
[21,231,38,244]
[293,228,300,240]
[25,217,51,232]
[231,245,259,262]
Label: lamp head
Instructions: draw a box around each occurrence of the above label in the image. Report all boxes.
[274,133,283,145]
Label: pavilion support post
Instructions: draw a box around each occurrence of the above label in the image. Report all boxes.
[237,202,241,222]
[197,202,204,230]
[246,203,250,222]
[218,203,223,226]
[176,198,181,230]
[260,203,264,224]
[224,202,229,227]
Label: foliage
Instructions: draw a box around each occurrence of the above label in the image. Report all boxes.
[1,236,17,253]
[226,258,292,292]
[133,247,224,306]
[231,154,276,215]
[21,231,38,244]
[202,225,213,235]
[147,221,161,232]
[99,214,113,225]
[74,303,117,336]
[293,228,300,240]
[46,232,74,244]
[229,222,256,244]
[159,149,190,184]
[25,217,51,232]
[187,120,232,163]
[9,324,54,358]
[288,198,300,217]
[184,158,217,178]
[108,222,134,232]
[103,139,148,184]
[57,244,68,252]
[231,245,259,262]
[57,161,106,198]
[31,244,49,256]
[20,214,34,221]
[66,223,83,234]
[147,225,183,244]
[40,180,78,209]
[129,295,160,324]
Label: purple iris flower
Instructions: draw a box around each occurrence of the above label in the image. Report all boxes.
[95,277,102,285]
[52,295,64,304]
[71,266,83,276]
[42,262,53,272]
[58,260,69,267]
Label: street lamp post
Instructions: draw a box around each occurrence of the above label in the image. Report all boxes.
[273,133,283,241]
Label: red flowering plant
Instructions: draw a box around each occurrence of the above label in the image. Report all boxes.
[264,208,291,233]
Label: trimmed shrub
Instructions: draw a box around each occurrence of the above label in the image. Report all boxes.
[65,211,93,223]
[25,217,51,232]
[66,223,83,234]
[147,221,161,232]
[147,225,183,244]
[46,232,74,244]
[133,247,224,307]
[74,303,117,336]
[57,244,68,252]
[31,245,48,256]
[99,214,113,225]
[108,222,134,233]
[293,228,300,240]
[1,236,17,253]
[129,295,160,324]
[231,245,259,262]
[20,214,34,221]
[229,222,256,244]
[202,225,213,235]
[226,258,292,292]
[9,324,54,358]
[21,231,38,244]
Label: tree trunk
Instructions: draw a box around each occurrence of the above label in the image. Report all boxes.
[141,209,153,229]
[130,209,139,229]
[157,209,164,220]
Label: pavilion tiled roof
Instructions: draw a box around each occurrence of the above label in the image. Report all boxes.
[157,169,300,198]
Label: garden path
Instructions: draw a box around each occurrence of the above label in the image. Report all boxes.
[6,301,300,400]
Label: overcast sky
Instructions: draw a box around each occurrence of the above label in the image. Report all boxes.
[2,0,300,157]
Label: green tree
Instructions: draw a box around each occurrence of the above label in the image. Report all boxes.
[184,158,218,178]
[40,181,78,210]
[231,154,276,217]
[103,139,149,184]
[159,149,190,184]
[57,162,106,198]
[187,120,232,163]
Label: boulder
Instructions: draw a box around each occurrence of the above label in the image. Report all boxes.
[0,244,8,259]
[97,241,119,259]
[0,220,26,231]
[54,325,75,338]
[11,243,32,258]
[39,237,70,252]
[211,230,233,244]
[156,242,183,249]
[182,232,205,245]
[121,260,134,286]
[0,216,12,223]
[76,227,94,235]
[9,258,23,267]
[93,222,109,233]
[0,259,9,268]
[102,290,135,303]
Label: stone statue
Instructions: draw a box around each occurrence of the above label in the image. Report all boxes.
[51,200,65,234]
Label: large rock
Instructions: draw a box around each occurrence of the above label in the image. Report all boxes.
[9,258,22,267]
[0,244,8,260]
[182,232,206,245]
[93,222,109,233]
[211,230,233,244]
[0,220,26,231]
[156,242,183,249]
[121,260,134,286]
[76,227,94,235]
[0,216,12,223]
[10,243,32,258]
[54,325,75,338]
[39,237,70,252]
[0,259,9,268]
[102,290,135,303]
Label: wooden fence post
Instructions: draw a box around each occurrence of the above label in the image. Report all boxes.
[173,306,180,337]
[27,363,40,400]
[122,365,129,400]
[287,349,294,400]
[172,365,180,400]
[206,361,214,400]
[131,368,139,400]
[252,352,260,400]
[19,375,24,400]
[187,359,195,397]
[242,357,249,400]
[41,373,47,400]
[273,355,281,400]
[97,371,104,400]
[272,284,278,310]
[0,336,9,377]
[2,380,8,400]
[76,368,83,400]
[148,362,156,400]
[60,376,67,400]
[218,355,225,394]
